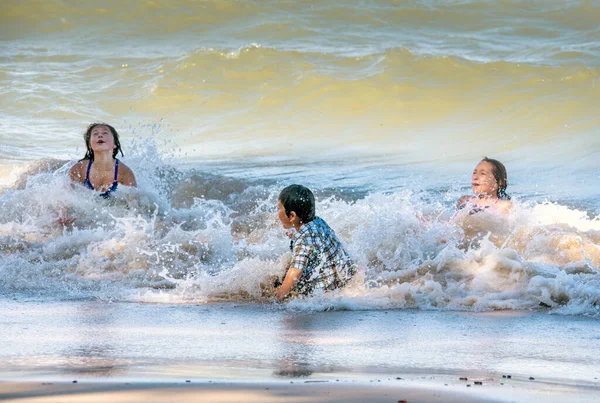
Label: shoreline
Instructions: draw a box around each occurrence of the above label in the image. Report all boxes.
[0,379,505,403]
[2,375,600,403]
[2,301,599,402]
[2,369,599,403]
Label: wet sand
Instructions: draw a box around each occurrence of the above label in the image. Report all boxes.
[0,380,495,403]
[4,377,600,403]
[1,300,599,402]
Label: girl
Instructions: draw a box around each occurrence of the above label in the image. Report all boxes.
[68,123,136,196]
[457,157,512,215]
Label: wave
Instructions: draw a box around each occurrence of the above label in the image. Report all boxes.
[2,45,598,163]
[3,1,599,55]
[2,0,599,314]
[1,153,598,317]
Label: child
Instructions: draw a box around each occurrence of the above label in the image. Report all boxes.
[68,123,137,198]
[59,123,137,226]
[456,157,512,215]
[274,184,356,301]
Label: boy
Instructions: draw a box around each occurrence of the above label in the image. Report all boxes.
[275,184,356,301]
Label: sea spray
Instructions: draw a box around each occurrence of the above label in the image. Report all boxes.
[1,146,598,316]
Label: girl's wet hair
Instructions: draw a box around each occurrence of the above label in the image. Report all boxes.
[81,123,124,161]
[279,184,316,224]
[482,157,510,200]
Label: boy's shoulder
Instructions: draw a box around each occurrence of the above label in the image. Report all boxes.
[298,216,331,235]
[294,217,340,248]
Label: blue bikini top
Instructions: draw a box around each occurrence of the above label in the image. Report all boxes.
[84,159,119,199]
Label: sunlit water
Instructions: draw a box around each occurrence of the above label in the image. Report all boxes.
[1,1,599,392]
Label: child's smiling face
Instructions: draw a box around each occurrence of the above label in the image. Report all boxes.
[471,160,498,197]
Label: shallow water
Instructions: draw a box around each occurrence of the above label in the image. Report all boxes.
[1,157,599,315]
[0,3,599,394]
[1,299,599,385]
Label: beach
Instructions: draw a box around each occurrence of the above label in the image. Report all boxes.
[4,379,596,403]
[1,300,599,402]
[0,381,506,403]
[1,0,599,401]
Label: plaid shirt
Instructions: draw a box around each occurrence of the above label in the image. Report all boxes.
[289,217,356,295]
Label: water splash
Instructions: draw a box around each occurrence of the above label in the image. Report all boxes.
[1,146,598,317]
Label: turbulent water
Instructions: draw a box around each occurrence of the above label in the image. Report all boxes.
[0,0,599,316]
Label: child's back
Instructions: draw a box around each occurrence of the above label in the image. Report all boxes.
[275,184,356,301]
[290,216,356,295]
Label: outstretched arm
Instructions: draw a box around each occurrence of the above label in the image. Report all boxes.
[68,161,85,185]
[57,162,84,227]
[275,267,302,302]
[56,206,77,227]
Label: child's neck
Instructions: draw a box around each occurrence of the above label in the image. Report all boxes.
[93,151,115,170]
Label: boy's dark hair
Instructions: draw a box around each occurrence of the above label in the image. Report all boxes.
[482,157,510,200]
[278,184,315,223]
[81,123,124,161]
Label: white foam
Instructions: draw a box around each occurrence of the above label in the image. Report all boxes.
[0,148,598,316]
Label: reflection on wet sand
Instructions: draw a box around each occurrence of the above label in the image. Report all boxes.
[58,302,126,377]
[273,312,363,378]
[274,314,316,378]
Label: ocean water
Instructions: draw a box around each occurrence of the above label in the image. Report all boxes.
[0,0,599,320]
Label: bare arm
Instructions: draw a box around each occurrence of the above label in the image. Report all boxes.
[275,267,303,302]
[57,162,85,226]
[68,161,85,184]
[118,163,137,187]
[496,199,513,214]
[56,206,77,227]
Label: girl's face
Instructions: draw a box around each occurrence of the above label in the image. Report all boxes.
[471,160,498,197]
[89,125,116,154]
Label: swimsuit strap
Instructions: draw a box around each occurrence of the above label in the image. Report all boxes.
[113,159,119,183]
[84,159,94,190]
[85,159,93,180]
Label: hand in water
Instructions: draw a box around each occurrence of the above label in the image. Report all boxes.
[56,208,77,227]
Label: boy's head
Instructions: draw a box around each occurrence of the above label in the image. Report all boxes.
[277,184,315,228]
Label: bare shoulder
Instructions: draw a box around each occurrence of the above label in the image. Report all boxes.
[68,160,88,182]
[117,161,137,187]
[457,195,473,208]
[496,199,513,214]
